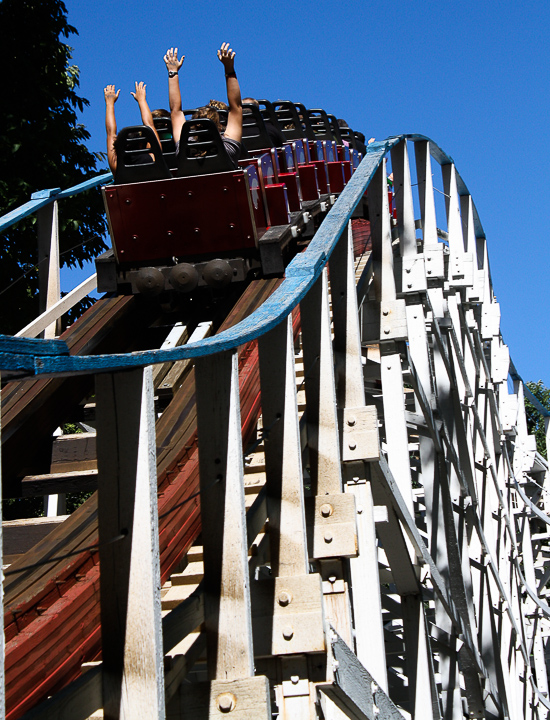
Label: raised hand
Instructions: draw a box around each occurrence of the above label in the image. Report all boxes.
[217,42,236,73]
[164,47,184,73]
[104,85,120,103]
[130,81,147,104]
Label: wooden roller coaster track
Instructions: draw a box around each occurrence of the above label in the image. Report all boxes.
[0,135,549,720]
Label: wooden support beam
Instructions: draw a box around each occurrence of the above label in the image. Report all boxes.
[318,628,404,720]
[96,367,165,720]
[194,349,255,680]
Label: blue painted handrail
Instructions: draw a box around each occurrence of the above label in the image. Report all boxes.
[0,134,488,377]
[0,172,113,233]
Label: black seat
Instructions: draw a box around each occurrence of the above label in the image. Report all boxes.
[114,125,172,185]
[153,116,178,171]
[176,118,236,176]
[241,103,274,151]
[306,109,334,142]
[326,114,344,146]
[272,101,315,141]
[337,123,360,152]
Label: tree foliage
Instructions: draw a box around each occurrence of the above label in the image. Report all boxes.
[0,0,107,334]
[525,381,550,460]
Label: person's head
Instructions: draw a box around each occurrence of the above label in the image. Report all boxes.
[152,108,170,119]
[337,118,349,128]
[242,97,259,107]
[354,131,366,143]
[192,106,223,132]
[208,99,228,111]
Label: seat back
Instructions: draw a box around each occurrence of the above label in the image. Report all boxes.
[153,116,178,170]
[176,119,237,177]
[338,124,359,152]
[257,99,285,135]
[241,103,274,151]
[327,114,344,146]
[114,126,172,185]
[306,109,334,142]
[272,101,315,141]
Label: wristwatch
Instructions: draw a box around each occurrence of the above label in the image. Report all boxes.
[168,71,178,78]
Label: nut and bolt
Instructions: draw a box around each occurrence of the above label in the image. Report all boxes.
[217,693,236,713]
[278,591,292,607]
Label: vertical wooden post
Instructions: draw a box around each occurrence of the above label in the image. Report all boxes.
[300,268,342,495]
[195,350,254,680]
[96,367,165,720]
[37,200,61,338]
[258,316,309,578]
[329,223,387,690]
[192,350,270,718]
[38,200,64,516]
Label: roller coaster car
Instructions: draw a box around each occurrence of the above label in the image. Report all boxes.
[96,107,355,297]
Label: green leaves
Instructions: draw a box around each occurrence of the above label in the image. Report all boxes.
[525,380,550,460]
[0,0,107,334]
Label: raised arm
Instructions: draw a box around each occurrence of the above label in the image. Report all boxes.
[164,47,185,143]
[104,85,120,174]
[217,42,242,144]
[130,81,163,149]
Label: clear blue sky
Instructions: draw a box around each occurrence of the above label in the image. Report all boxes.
[62,0,549,385]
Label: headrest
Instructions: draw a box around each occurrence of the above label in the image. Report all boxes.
[241,103,274,150]
[114,125,172,185]
[176,118,237,177]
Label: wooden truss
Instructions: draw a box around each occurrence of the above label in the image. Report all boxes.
[3,137,550,719]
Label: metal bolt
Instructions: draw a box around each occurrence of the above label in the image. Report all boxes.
[427,269,432,274]
[406,268,411,273]
[278,591,292,606]
[283,626,294,640]
[407,283,412,288]
[324,531,333,543]
[348,442,357,451]
[382,309,389,316]
[347,416,356,426]
[328,574,337,584]
[320,503,333,517]
[291,675,300,685]
[384,328,390,334]
[217,693,236,713]
[357,505,363,514]
[427,256,432,261]
[188,191,194,197]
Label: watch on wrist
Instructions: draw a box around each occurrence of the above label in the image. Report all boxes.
[168,71,178,78]
[225,71,237,78]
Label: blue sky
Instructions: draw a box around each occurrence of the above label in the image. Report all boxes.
[62,0,549,385]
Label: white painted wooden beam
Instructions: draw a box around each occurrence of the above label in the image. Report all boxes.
[95,367,165,720]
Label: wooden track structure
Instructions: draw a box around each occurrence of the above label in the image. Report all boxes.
[1,135,550,719]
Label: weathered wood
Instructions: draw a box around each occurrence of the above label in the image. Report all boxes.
[258,316,308,577]
[318,629,404,720]
[96,367,165,719]
[300,269,342,495]
[195,350,254,681]
[21,469,97,497]
[181,676,270,720]
[3,515,68,556]
[157,322,212,399]
[37,201,60,339]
